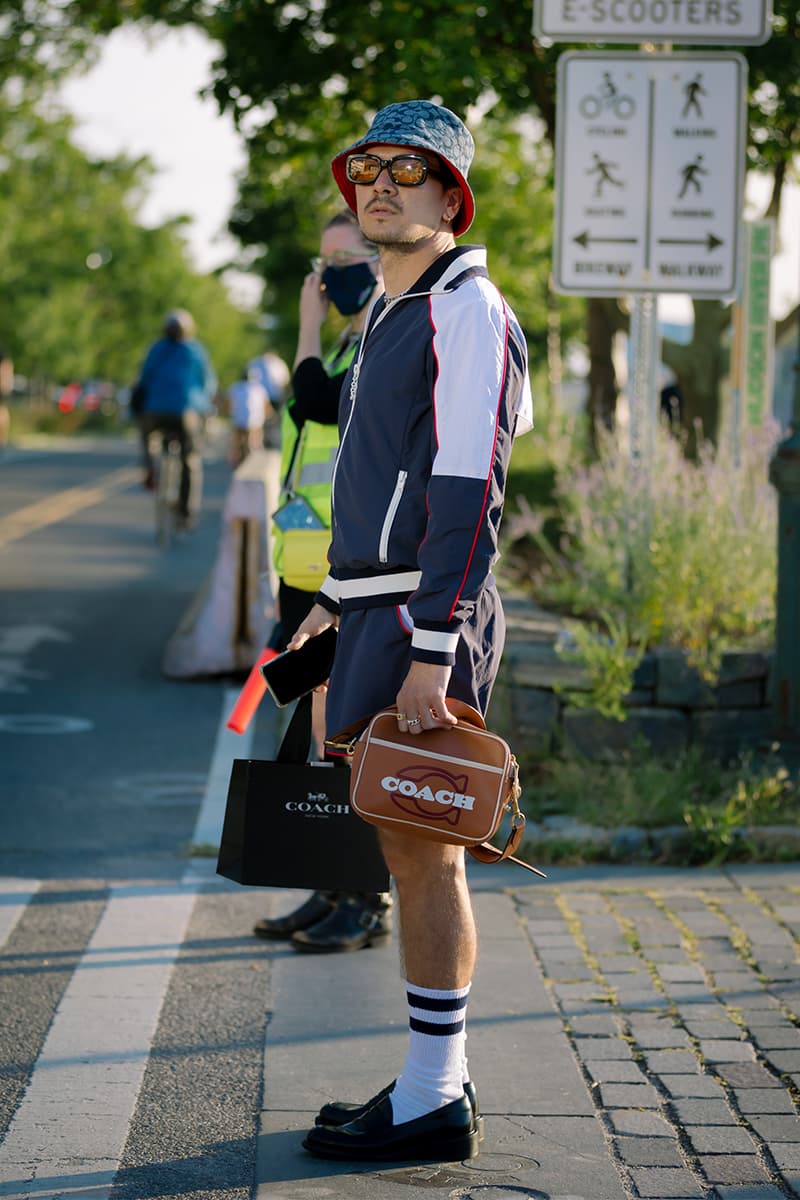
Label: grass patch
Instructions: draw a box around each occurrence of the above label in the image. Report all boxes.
[522,746,725,830]
[518,746,800,866]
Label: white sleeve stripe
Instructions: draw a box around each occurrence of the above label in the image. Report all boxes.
[319,574,340,604]
[411,628,461,654]
[430,286,507,481]
[432,248,487,291]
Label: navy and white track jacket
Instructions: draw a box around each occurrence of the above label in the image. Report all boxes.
[315,245,533,667]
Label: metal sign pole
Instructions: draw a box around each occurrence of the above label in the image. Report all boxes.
[628,292,659,486]
[627,43,664,576]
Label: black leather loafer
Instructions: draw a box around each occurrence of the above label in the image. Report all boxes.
[316,1080,483,1141]
[290,896,392,953]
[302,1093,478,1163]
[252,891,337,939]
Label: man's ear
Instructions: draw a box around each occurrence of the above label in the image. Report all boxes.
[443,186,463,227]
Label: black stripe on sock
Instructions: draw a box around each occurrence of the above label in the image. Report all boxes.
[409,1016,465,1037]
[407,991,468,1013]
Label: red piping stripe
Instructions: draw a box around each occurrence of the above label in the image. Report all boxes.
[447,297,509,622]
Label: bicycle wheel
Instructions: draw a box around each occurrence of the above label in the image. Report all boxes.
[155,443,180,547]
[579,95,601,119]
[614,95,635,119]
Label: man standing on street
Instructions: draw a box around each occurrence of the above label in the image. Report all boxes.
[289,100,532,1164]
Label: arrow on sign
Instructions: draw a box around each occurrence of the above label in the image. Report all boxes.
[573,231,639,249]
[657,233,724,252]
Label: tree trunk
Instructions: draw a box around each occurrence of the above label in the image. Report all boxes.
[545,284,563,427]
[587,297,625,451]
[661,299,731,455]
[764,158,786,222]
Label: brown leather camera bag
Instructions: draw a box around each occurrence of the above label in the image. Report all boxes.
[327,699,545,875]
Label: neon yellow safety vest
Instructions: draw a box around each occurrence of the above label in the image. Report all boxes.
[273,336,358,587]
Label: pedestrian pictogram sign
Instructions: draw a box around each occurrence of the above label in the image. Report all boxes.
[553,51,747,297]
[534,0,772,45]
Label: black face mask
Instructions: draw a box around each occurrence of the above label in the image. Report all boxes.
[322,261,377,316]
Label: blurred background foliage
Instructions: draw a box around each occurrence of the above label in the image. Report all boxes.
[0,0,796,418]
[0,96,263,391]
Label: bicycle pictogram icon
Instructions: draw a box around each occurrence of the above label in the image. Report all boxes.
[579,72,635,120]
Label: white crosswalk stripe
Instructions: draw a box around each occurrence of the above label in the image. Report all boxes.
[0,687,260,1199]
[0,884,198,1199]
[0,882,40,947]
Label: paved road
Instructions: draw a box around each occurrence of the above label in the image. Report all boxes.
[1,861,799,1200]
[0,438,799,1200]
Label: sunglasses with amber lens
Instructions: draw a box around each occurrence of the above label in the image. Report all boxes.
[345,153,442,187]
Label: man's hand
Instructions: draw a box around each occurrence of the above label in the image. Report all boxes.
[395,660,458,735]
[286,603,338,651]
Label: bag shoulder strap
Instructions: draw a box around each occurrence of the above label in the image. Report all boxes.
[470,843,547,876]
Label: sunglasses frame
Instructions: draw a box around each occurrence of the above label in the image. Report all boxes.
[345,152,443,188]
[310,250,379,273]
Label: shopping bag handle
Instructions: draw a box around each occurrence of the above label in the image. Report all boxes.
[276,693,314,764]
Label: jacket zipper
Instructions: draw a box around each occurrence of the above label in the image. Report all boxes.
[378,470,408,563]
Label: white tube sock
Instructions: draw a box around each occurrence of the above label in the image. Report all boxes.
[390,980,471,1126]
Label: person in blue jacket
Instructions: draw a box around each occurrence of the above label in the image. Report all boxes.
[137,309,216,527]
[289,101,533,1164]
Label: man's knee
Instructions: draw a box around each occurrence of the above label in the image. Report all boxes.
[378,829,465,882]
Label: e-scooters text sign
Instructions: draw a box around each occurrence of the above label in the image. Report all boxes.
[534,1,772,45]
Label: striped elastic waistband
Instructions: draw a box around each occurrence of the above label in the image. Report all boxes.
[337,570,422,600]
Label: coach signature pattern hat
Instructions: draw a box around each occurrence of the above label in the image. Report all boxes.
[331,100,476,236]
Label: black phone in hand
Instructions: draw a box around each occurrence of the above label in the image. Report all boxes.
[260,625,337,707]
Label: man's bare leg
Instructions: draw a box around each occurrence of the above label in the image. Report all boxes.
[378,829,476,1123]
[379,830,475,987]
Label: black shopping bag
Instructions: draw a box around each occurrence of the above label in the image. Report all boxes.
[216,694,389,892]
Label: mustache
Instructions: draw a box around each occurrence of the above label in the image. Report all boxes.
[366,198,402,213]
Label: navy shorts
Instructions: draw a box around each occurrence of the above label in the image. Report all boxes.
[324,581,506,737]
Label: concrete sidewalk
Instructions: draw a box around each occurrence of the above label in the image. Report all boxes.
[253,862,800,1200]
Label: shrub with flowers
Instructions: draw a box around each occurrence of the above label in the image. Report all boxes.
[515,418,779,717]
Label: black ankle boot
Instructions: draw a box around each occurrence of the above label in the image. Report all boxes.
[290,894,393,954]
[253,891,338,939]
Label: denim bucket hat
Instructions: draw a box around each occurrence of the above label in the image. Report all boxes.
[331,100,476,236]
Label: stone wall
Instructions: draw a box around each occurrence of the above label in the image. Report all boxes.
[500,597,774,762]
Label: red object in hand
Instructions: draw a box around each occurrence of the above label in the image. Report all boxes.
[226,647,280,734]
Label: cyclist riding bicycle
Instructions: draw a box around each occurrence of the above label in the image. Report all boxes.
[135,310,217,530]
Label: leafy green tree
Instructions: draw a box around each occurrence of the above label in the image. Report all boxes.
[4,0,797,441]
[0,98,261,390]
[199,0,798,445]
[0,0,211,87]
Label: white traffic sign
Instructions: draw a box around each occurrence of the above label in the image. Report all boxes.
[553,51,747,297]
[534,0,772,45]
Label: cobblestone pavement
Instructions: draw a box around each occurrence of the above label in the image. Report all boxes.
[512,870,800,1199]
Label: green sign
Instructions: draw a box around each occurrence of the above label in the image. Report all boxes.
[741,220,774,427]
